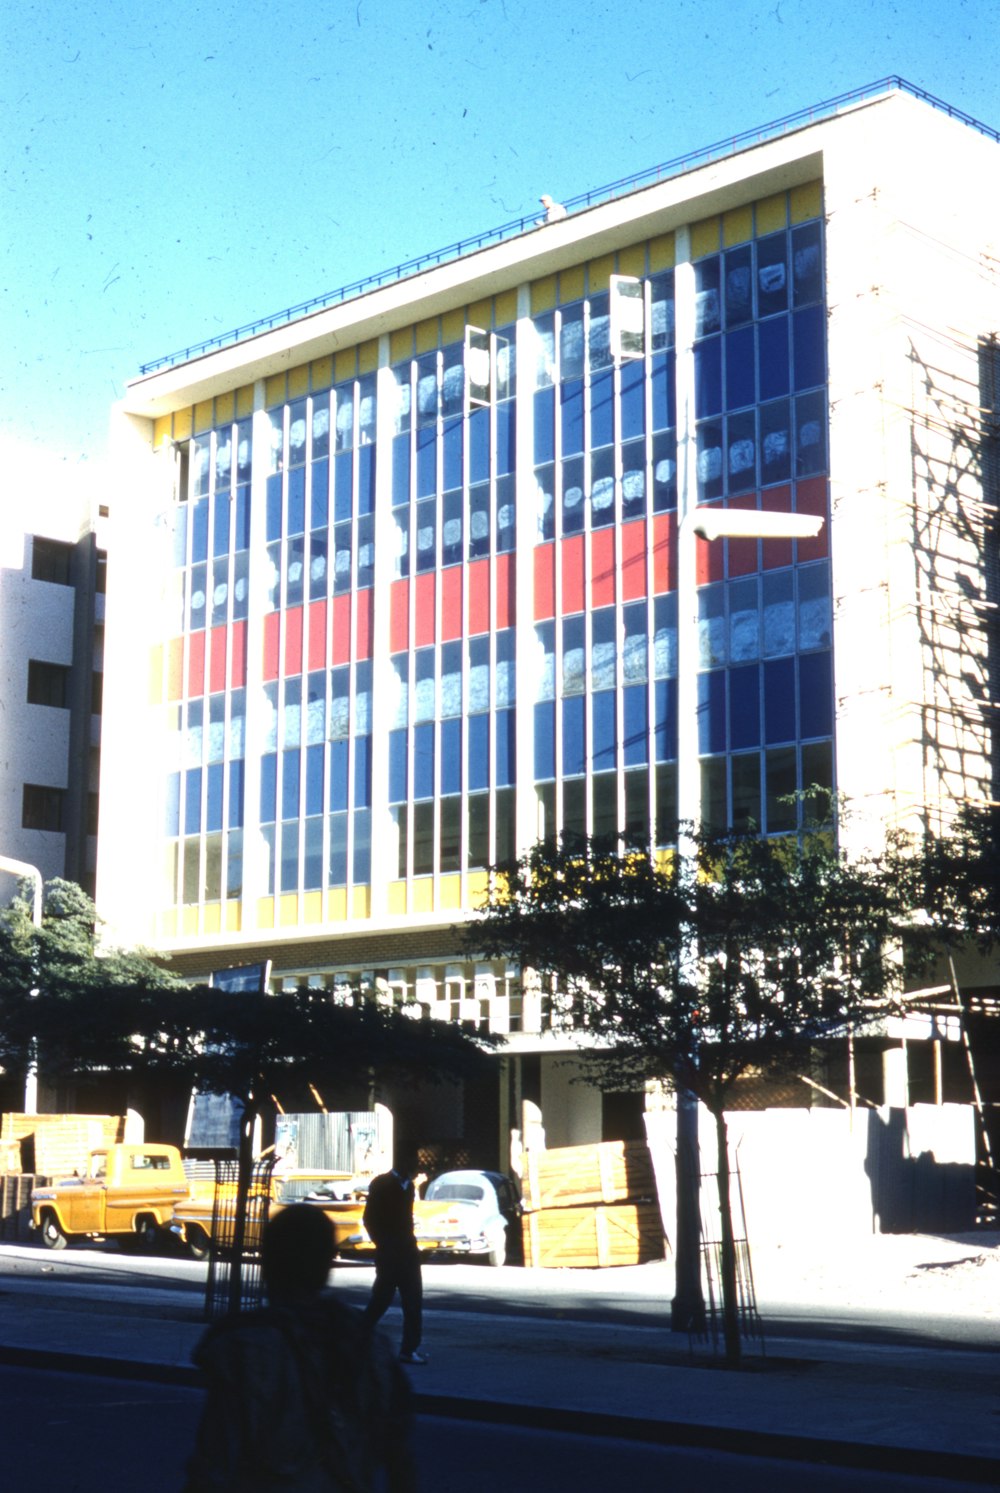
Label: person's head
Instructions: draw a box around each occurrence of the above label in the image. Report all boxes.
[262,1203,334,1299]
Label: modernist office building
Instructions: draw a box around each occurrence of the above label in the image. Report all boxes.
[101,83,999,1160]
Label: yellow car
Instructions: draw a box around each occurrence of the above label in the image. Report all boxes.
[170,1170,361,1260]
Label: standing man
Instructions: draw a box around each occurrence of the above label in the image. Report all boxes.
[362,1155,428,1364]
[183,1205,416,1492]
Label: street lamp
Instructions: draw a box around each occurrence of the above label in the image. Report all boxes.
[670,505,825,1332]
[0,855,44,1115]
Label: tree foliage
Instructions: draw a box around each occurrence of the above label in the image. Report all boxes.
[0,879,494,1098]
[470,825,913,1116]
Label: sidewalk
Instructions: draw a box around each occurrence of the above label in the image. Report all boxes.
[1,1236,998,1483]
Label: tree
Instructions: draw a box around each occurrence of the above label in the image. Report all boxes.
[469,822,914,1366]
[0,878,493,1107]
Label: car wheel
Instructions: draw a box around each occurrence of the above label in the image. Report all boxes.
[484,1233,506,1267]
[39,1211,68,1251]
[137,1217,161,1252]
[187,1225,210,1261]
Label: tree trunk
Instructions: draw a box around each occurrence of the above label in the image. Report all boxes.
[713,1106,741,1367]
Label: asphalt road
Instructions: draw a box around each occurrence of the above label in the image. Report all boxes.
[0,1364,984,1493]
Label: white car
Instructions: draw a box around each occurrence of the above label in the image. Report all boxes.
[414,1169,522,1267]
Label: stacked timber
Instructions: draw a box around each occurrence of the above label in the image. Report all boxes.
[520,1139,665,1268]
[0,1113,123,1176]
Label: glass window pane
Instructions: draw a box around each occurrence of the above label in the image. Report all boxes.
[591,608,617,690]
[724,245,753,327]
[534,622,555,703]
[694,257,721,336]
[495,630,515,709]
[797,562,832,649]
[765,746,797,832]
[757,233,789,317]
[697,584,726,668]
[729,577,760,661]
[562,615,585,695]
[764,573,794,656]
[622,601,648,682]
[731,752,761,831]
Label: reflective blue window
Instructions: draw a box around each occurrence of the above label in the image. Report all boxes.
[620,359,645,441]
[792,221,824,305]
[311,460,329,529]
[469,407,490,483]
[353,736,371,809]
[334,450,353,520]
[228,760,244,828]
[496,708,515,787]
[725,327,755,410]
[287,467,306,535]
[651,354,675,432]
[206,763,224,833]
[212,493,230,557]
[654,678,677,762]
[234,488,250,551]
[184,768,202,835]
[793,305,826,391]
[303,817,323,889]
[392,434,410,505]
[280,822,299,893]
[590,370,614,449]
[443,416,463,493]
[796,391,827,476]
[260,754,277,824]
[305,743,324,817]
[757,234,788,317]
[760,400,791,484]
[623,685,648,767]
[592,690,616,772]
[192,497,210,561]
[440,717,462,796]
[330,739,349,812]
[468,714,489,791]
[561,380,584,456]
[562,695,586,777]
[416,427,436,499]
[758,317,790,402]
[353,809,371,883]
[695,339,722,418]
[165,772,180,836]
[495,400,516,475]
[266,476,282,541]
[328,812,348,886]
[698,671,726,755]
[725,245,753,326]
[534,701,556,780]
[764,657,796,744]
[357,444,375,517]
[728,664,761,750]
[281,750,300,820]
[534,388,555,465]
[414,722,435,800]
[798,651,832,738]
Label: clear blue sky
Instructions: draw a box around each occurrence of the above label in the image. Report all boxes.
[2,0,997,474]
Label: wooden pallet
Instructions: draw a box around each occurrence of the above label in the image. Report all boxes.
[522,1201,665,1268]
[521,1140,656,1212]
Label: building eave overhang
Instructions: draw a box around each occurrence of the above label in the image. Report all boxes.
[120,92,916,423]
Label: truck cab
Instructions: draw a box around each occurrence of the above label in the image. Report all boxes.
[31,1143,191,1250]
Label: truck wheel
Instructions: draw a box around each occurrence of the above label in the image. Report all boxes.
[137,1218,162,1252]
[187,1226,210,1262]
[40,1212,68,1251]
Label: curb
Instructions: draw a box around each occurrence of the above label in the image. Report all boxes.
[3,1344,998,1486]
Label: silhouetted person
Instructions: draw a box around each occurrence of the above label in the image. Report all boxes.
[362,1157,428,1364]
[183,1204,416,1492]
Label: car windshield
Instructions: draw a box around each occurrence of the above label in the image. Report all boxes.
[427,1183,485,1203]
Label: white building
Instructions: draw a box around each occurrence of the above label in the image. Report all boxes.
[98,82,999,1167]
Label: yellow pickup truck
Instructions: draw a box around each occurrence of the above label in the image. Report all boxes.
[31,1143,197,1251]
